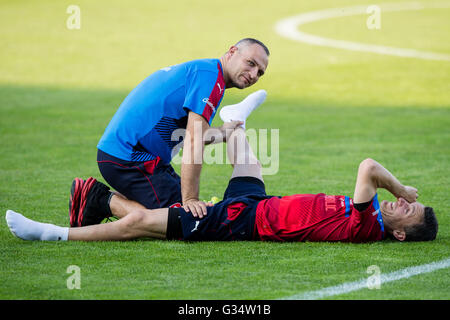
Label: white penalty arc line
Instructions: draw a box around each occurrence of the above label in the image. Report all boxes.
[281,257,450,300]
[274,1,450,61]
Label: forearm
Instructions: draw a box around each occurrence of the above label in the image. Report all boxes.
[181,162,202,202]
[372,160,406,198]
[181,130,204,203]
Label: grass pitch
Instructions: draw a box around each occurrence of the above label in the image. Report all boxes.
[0,0,449,300]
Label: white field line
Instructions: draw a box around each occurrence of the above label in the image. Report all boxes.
[281,257,450,300]
[274,1,450,61]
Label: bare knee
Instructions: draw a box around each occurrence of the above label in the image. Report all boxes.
[119,209,167,240]
[124,210,146,226]
[119,210,148,239]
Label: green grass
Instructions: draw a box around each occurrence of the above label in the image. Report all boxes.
[0,0,449,300]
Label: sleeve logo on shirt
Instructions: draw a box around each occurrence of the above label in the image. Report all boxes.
[202,97,216,113]
[201,62,225,123]
[217,83,224,95]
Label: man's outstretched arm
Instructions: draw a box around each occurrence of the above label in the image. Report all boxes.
[353,158,418,204]
[181,112,211,218]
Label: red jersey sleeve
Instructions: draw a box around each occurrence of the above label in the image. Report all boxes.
[349,194,385,242]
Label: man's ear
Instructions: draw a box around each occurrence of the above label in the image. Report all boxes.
[393,230,406,241]
[228,45,238,56]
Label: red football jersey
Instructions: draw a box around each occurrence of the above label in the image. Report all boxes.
[255,193,385,243]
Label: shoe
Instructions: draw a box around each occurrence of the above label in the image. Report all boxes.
[69,178,85,227]
[69,177,110,227]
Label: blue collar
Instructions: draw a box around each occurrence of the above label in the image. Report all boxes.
[372,194,385,238]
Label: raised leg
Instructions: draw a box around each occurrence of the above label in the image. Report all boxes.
[226,127,263,182]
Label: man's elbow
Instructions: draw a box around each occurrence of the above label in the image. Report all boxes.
[358,158,379,177]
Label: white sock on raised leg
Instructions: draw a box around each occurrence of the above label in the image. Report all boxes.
[6,210,69,241]
[219,89,267,129]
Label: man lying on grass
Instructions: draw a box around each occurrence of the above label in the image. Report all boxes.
[6,124,438,243]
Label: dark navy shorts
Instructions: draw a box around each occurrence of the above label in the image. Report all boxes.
[168,176,273,241]
[97,149,182,209]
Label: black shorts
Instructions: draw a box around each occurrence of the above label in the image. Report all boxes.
[97,149,182,209]
[168,176,273,241]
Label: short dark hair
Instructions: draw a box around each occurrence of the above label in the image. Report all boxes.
[404,207,438,241]
[235,38,270,56]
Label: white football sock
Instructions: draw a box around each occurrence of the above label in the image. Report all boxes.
[219,89,267,129]
[6,210,69,241]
